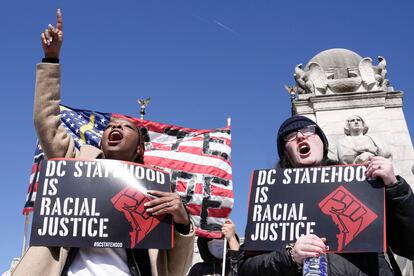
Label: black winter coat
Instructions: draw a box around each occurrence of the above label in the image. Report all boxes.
[238,176,414,276]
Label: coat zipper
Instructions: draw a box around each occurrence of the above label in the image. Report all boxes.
[130,249,141,276]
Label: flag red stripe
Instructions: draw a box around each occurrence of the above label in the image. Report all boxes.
[149,145,231,165]
[195,183,203,194]
[144,156,232,180]
[211,184,233,198]
[196,229,223,239]
[175,182,203,194]
[27,181,38,193]
[208,206,232,218]
[31,163,39,174]
[22,207,34,215]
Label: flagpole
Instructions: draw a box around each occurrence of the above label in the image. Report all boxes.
[222,238,227,276]
[138,98,151,120]
[223,118,230,276]
[21,213,31,256]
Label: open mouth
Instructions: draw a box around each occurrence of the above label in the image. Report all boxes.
[298,142,311,156]
[108,130,123,145]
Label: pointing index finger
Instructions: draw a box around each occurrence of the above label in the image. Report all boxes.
[56,8,63,31]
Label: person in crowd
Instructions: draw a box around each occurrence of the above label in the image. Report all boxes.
[13,9,194,276]
[188,219,240,276]
[238,115,414,275]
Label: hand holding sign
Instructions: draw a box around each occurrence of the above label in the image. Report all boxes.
[145,190,190,226]
[222,219,239,251]
[222,219,236,240]
[292,234,326,264]
[364,156,397,186]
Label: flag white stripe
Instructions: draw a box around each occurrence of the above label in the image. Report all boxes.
[175,140,202,147]
[207,143,231,154]
[190,216,227,226]
[174,140,231,154]
[25,191,37,202]
[147,131,231,144]
[210,132,231,140]
[145,151,232,174]
[148,133,180,144]
[174,175,233,191]
[176,193,234,209]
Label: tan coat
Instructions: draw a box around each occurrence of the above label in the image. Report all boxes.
[12,63,194,276]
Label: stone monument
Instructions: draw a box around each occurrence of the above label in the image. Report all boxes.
[286,48,414,276]
[337,115,392,164]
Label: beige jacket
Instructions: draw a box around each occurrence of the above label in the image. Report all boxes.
[12,63,194,276]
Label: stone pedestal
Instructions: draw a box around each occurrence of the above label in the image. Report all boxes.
[289,48,414,276]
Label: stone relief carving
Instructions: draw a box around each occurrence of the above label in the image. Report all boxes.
[290,49,391,95]
[293,63,328,94]
[374,56,390,90]
[336,115,392,164]
[359,57,377,90]
[307,62,328,94]
[293,64,312,94]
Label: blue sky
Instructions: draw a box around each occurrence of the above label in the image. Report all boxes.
[1,0,414,271]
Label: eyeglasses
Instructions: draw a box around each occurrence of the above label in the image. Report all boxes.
[283,125,317,142]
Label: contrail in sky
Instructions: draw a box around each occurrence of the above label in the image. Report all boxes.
[192,14,240,36]
[213,20,239,36]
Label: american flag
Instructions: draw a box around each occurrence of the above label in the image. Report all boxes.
[22,143,44,215]
[24,105,233,237]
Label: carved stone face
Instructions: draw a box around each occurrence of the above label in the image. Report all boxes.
[100,118,143,162]
[346,116,365,136]
[284,132,324,167]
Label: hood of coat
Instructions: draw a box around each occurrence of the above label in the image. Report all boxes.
[197,237,222,263]
[197,235,240,263]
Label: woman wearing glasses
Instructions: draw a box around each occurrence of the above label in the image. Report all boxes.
[238,116,414,276]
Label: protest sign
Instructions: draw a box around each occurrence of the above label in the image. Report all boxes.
[30,159,173,249]
[244,165,385,253]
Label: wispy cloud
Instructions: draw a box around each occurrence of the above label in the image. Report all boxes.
[213,20,240,36]
[192,14,240,36]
